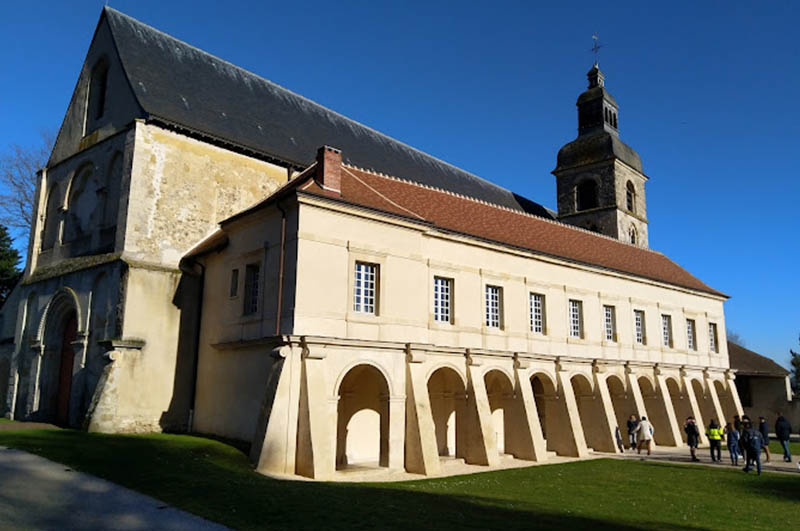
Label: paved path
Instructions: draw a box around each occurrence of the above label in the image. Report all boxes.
[610,446,800,474]
[0,447,227,530]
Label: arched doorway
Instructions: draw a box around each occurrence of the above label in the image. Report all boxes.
[714,380,739,424]
[531,372,575,455]
[666,378,693,442]
[571,373,613,452]
[336,364,390,469]
[607,375,637,441]
[38,310,78,426]
[638,376,673,446]
[484,370,514,455]
[427,367,466,459]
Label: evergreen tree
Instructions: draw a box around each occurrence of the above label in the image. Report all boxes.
[0,224,21,306]
[790,334,800,393]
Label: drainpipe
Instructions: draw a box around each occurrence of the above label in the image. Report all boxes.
[275,200,287,336]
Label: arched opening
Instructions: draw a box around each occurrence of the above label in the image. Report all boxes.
[626,181,636,212]
[41,184,61,250]
[576,179,599,211]
[638,376,673,446]
[336,364,390,469]
[666,378,694,443]
[427,367,466,459]
[87,58,109,127]
[607,375,637,441]
[571,373,613,452]
[64,165,95,246]
[38,309,78,426]
[629,226,637,245]
[484,370,514,455]
[714,380,739,424]
[691,379,713,429]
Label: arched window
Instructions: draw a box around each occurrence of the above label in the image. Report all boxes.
[626,181,636,212]
[629,226,638,245]
[613,113,618,128]
[64,165,94,242]
[41,184,61,250]
[576,179,599,211]
[87,58,109,129]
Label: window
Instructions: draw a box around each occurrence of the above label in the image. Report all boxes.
[485,285,502,328]
[661,314,673,348]
[354,262,378,314]
[229,269,239,297]
[626,182,636,212]
[686,319,696,351]
[433,276,453,323]
[629,226,637,245]
[243,263,260,315]
[87,58,109,126]
[603,305,616,341]
[709,323,719,353]
[634,310,646,345]
[569,299,583,338]
[576,180,599,211]
[529,293,545,334]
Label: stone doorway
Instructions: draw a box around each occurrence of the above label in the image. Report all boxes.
[427,367,466,459]
[336,364,390,469]
[55,313,78,426]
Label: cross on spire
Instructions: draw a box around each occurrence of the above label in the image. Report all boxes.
[591,34,602,65]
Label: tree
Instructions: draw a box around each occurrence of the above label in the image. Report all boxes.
[790,335,800,394]
[726,329,745,346]
[0,224,21,306]
[0,131,54,245]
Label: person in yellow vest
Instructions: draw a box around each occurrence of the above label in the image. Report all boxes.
[707,419,724,463]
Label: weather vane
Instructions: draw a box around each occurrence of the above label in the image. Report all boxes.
[591,34,603,65]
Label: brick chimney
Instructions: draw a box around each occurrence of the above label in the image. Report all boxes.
[315,146,342,194]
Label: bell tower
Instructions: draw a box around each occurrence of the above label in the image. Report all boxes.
[552,64,649,247]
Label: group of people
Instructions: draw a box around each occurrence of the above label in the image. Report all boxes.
[624,413,794,476]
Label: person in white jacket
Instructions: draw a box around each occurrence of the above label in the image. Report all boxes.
[635,416,655,455]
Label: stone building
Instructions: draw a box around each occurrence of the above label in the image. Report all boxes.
[0,7,744,479]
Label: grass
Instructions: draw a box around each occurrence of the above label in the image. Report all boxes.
[0,429,798,530]
[769,440,800,456]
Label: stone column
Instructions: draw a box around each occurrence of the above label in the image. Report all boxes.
[592,362,622,454]
[294,347,333,479]
[681,369,709,446]
[511,355,547,461]
[86,339,145,433]
[556,362,589,458]
[388,395,406,471]
[704,371,726,426]
[726,370,745,417]
[404,347,441,475]
[654,368,684,447]
[26,341,44,415]
[465,352,498,466]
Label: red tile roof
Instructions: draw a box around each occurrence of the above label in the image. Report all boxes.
[298,165,726,298]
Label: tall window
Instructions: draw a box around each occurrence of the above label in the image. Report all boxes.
[354,262,378,314]
[87,58,109,126]
[603,305,616,341]
[433,276,453,323]
[485,285,502,328]
[576,180,599,211]
[709,323,719,353]
[243,263,260,315]
[229,268,239,297]
[529,293,545,334]
[686,319,696,351]
[626,181,636,212]
[634,310,646,345]
[661,314,673,348]
[629,226,637,245]
[569,299,583,338]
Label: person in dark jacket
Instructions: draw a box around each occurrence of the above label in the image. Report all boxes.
[626,415,639,451]
[742,420,764,474]
[724,422,740,466]
[684,416,701,462]
[775,413,792,462]
[758,417,771,463]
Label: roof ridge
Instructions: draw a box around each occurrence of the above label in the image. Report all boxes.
[103,7,517,202]
[342,162,667,255]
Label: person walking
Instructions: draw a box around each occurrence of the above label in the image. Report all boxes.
[684,416,701,462]
[758,417,771,463]
[724,422,740,466]
[706,419,723,463]
[742,420,764,475]
[635,416,654,456]
[775,413,792,462]
[739,415,750,459]
[626,415,639,451]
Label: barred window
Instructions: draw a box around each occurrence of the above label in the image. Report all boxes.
[603,305,616,341]
[354,262,378,314]
[229,269,239,298]
[433,276,453,323]
[485,285,502,328]
[709,323,719,353]
[243,263,260,315]
[661,314,673,348]
[634,310,646,345]
[569,299,583,338]
[686,319,696,351]
[530,293,545,334]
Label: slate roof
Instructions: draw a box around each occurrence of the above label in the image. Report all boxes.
[555,131,644,173]
[103,7,552,218]
[728,341,789,377]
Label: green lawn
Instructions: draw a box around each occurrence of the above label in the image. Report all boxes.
[0,429,797,530]
[769,440,800,456]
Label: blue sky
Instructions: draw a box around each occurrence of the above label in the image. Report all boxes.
[1,1,798,367]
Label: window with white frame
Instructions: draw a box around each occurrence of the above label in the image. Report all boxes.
[709,322,719,353]
[634,310,646,345]
[485,285,502,328]
[243,263,260,315]
[569,299,583,338]
[661,314,673,348]
[529,293,545,334]
[603,305,616,341]
[354,261,378,314]
[686,319,697,351]
[433,276,453,323]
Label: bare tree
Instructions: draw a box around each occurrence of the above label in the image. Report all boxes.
[0,131,54,244]
[726,329,746,346]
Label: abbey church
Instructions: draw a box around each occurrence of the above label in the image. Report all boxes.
[0,8,743,479]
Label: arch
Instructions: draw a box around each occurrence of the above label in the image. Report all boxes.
[691,379,713,429]
[576,179,599,211]
[626,181,636,212]
[41,183,61,250]
[713,379,739,424]
[484,369,514,455]
[333,359,393,398]
[64,163,96,244]
[87,57,109,126]
[666,377,693,443]
[36,287,83,342]
[336,364,390,469]
[427,367,467,459]
[629,226,638,245]
[606,374,637,443]
[637,375,671,446]
[570,373,610,451]
[425,362,467,388]
[530,372,558,445]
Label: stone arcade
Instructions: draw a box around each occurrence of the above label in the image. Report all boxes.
[0,8,743,480]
